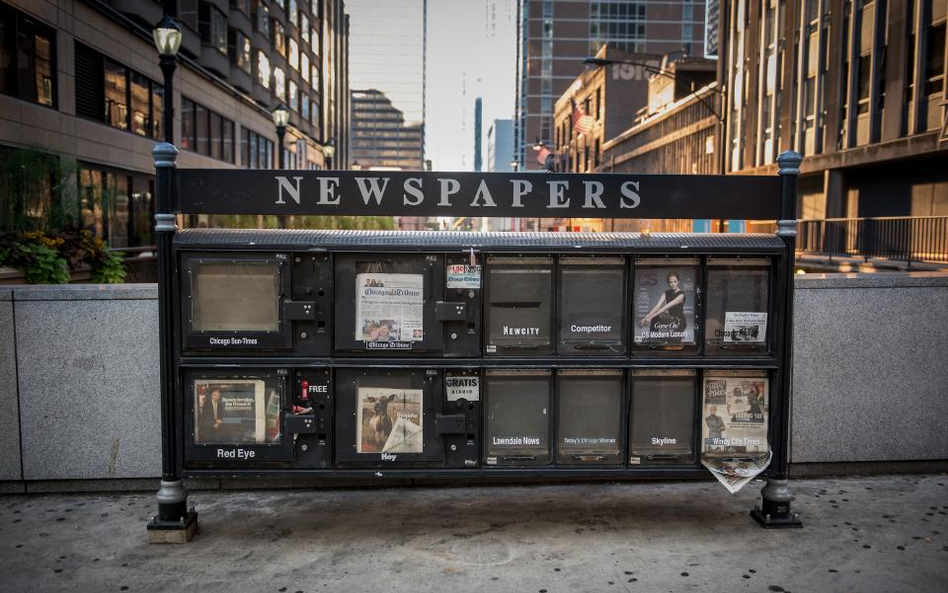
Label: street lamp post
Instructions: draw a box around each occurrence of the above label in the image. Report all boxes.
[272,104,289,169]
[148,14,197,543]
[272,104,290,228]
[324,139,335,169]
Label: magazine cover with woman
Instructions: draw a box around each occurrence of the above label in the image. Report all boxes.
[634,263,697,345]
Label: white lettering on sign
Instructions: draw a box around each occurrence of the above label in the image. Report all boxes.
[502,326,540,336]
[510,179,532,207]
[547,180,570,208]
[355,177,390,205]
[208,337,259,346]
[569,324,612,333]
[270,176,651,212]
[308,384,328,393]
[438,178,461,206]
[317,177,341,205]
[403,177,424,205]
[620,180,641,209]
[582,181,606,209]
[216,448,256,459]
[275,176,304,205]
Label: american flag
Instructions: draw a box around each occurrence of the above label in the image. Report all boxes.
[534,143,552,166]
[571,98,595,135]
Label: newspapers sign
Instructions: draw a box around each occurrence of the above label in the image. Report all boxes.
[175,169,783,220]
[355,273,424,350]
[701,371,771,493]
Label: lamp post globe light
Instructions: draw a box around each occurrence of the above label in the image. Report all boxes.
[323,138,335,169]
[152,15,182,143]
[272,104,289,169]
[148,13,196,542]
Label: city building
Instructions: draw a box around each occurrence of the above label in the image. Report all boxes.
[474,97,483,171]
[720,0,947,222]
[551,46,711,173]
[349,89,424,169]
[346,0,426,165]
[0,0,349,245]
[601,58,724,233]
[514,0,706,169]
[487,118,514,172]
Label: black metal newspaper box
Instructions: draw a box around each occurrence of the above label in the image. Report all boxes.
[148,149,804,541]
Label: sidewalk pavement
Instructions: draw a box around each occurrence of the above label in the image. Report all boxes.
[1,474,946,593]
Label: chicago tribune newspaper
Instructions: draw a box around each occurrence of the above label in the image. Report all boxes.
[700,372,771,493]
[355,273,424,345]
[356,387,424,454]
[633,264,696,344]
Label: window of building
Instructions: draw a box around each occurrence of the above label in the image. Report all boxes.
[232,0,249,15]
[301,53,310,83]
[77,164,155,248]
[255,0,270,37]
[0,3,57,107]
[311,64,319,89]
[195,103,209,154]
[181,98,195,151]
[274,67,286,100]
[103,58,128,130]
[301,94,310,119]
[129,71,151,137]
[241,127,274,168]
[199,3,228,55]
[856,53,871,114]
[230,29,252,74]
[289,38,299,70]
[311,27,319,54]
[273,20,285,56]
[289,80,298,110]
[925,21,945,98]
[311,98,319,127]
[289,0,298,27]
[75,43,163,138]
[152,84,163,139]
[180,96,236,163]
[256,50,271,88]
[301,14,309,44]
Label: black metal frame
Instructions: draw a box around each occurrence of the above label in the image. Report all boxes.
[151,152,803,535]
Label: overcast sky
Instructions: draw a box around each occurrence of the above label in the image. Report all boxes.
[425,0,517,171]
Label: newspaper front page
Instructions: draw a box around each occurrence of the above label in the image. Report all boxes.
[700,372,771,493]
[355,273,424,348]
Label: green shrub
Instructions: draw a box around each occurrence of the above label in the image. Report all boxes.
[0,229,126,284]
